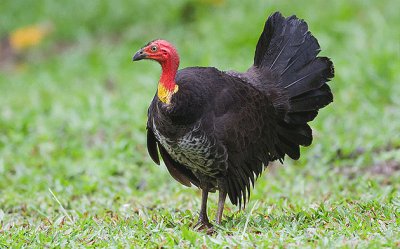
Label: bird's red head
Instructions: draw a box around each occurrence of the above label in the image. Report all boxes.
[132,39,180,104]
[132,39,180,66]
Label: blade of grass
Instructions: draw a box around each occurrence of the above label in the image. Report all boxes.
[48,188,74,224]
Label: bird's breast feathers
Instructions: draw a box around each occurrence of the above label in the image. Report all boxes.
[152,119,218,176]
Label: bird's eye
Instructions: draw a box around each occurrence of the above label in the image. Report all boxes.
[151,46,158,52]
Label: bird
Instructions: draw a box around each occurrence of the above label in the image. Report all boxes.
[132,11,334,229]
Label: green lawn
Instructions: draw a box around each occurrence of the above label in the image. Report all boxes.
[1,0,399,247]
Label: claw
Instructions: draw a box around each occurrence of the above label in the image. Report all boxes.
[193,219,213,230]
[193,219,215,234]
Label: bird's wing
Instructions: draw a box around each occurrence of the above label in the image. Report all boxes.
[210,75,283,207]
[146,126,160,165]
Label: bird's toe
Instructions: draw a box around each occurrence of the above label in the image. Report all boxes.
[193,219,213,231]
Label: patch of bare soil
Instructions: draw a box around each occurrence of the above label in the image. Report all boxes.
[368,160,400,176]
[336,160,400,181]
[332,143,400,179]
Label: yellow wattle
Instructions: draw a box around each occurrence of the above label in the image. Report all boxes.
[157,82,179,104]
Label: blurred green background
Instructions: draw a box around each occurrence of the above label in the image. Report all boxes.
[0,0,399,247]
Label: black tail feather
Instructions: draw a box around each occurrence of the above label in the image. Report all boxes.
[277,122,313,146]
[284,111,318,124]
[289,84,333,112]
[283,57,334,97]
[277,135,300,160]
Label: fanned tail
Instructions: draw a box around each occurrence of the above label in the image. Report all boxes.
[253,12,334,160]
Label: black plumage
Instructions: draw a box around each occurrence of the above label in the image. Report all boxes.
[133,11,334,228]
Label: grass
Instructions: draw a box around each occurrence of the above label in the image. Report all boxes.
[0,0,399,247]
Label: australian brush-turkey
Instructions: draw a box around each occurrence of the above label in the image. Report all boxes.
[132,12,334,229]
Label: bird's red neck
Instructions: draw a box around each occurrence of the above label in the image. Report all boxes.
[158,51,180,104]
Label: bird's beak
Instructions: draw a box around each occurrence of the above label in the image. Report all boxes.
[132,49,148,61]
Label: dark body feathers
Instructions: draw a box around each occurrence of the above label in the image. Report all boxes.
[147,12,334,206]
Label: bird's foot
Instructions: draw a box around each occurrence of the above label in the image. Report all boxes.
[193,219,212,230]
[193,218,214,234]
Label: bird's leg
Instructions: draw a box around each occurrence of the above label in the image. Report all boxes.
[215,189,227,225]
[193,188,212,230]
